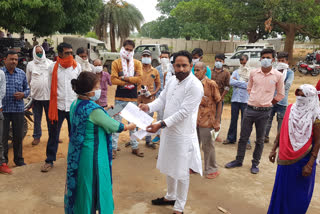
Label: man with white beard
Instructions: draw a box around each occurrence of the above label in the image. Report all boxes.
[139,50,203,214]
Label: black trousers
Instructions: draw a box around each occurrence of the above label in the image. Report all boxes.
[2,112,25,165]
[236,108,271,166]
[45,110,71,164]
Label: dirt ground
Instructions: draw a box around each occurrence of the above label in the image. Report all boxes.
[1,64,320,213]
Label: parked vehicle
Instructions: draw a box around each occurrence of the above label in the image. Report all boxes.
[225,48,262,71]
[63,37,120,71]
[296,61,320,76]
[134,44,169,67]
[225,43,275,58]
[0,38,29,71]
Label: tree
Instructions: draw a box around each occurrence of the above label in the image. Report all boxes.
[95,0,144,52]
[172,0,270,42]
[0,0,102,36]
[265,0,320,64]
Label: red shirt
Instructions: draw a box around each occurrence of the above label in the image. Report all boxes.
[316,80,320,100]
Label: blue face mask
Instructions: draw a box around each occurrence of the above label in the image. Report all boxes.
[142,57,151,65]
[261,58,272,68]
[215,61,223,69]
[88,89,101,101]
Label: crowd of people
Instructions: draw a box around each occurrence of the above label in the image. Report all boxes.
[0,38,319,214]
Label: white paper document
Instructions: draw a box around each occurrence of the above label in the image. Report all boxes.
[119,102,154,130]
[210,129,220,141]
[131,129,152,140]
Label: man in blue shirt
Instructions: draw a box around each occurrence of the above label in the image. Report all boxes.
[152,51,171,143]
[223,54,251,149]
[1,51,30,167]
[191,48,211,79]
[264,52,294,143]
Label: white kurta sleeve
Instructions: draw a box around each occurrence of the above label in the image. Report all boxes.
[164,83,203,128]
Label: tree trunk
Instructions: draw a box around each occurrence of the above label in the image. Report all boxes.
[247,30,260,43]
[110,23,116,52]
[283,23,296,66]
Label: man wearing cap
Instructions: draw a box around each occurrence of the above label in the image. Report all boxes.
[138,50,161,148]
[264,52,294,143]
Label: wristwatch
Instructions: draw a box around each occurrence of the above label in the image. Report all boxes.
[160,120,167,129]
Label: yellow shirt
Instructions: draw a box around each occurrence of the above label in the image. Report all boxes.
[138,66,161,104]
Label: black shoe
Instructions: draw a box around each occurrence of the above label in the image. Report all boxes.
[15,162,26,167]
[264,136,269,143]
[152,197,175,206]
[146,142,156,149]
[223,139,235,145]
[251,165,259,174]
[225,160,242,169]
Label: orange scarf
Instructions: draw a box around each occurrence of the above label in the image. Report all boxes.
[48,56,77,122]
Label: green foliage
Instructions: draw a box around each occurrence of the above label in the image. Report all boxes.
[266,0,320,38]
[172,0,270,42]
[85,31,98,39]
[0,0,102,36]
[224,86,233,104]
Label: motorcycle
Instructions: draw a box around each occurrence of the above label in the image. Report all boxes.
[8,97,33,142]
[296,61,320,76]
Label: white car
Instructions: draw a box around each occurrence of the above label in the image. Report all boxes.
[225,43,275,58]
[225,49,262,72]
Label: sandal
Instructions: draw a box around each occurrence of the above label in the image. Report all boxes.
[125,142,131,147]
[132,148,144,157]
[117,147,121,151]
[40,163,53,173]
[206,171,220,179]
[146,142,156,149]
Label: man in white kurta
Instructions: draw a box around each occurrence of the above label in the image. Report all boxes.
[139,51,204,213]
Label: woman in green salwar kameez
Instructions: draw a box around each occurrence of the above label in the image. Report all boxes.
[65,72,136,214]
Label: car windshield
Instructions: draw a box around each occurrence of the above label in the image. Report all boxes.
[250,52,261,58]
[160,45,169,51]
[96,43,107,51]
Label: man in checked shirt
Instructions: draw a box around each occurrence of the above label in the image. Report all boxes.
[1,51,30,169]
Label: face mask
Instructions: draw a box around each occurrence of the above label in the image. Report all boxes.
[215,61,223,69]
[36,53,43,58]
[276,62,288,70]
[192,58,200,64]
[88,89,101,101]
[175,71,190,81]
[160,58,169,64]
[94,66,103,74]
[141,57,151,64]
[261,58,272,68]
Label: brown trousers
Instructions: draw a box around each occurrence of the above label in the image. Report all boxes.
[196,127,218,175]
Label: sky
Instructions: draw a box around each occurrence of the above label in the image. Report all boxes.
[125,0,161,23]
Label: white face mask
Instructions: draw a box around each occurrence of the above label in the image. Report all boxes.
[276,62,288,70]
[94,66,103,74]
[160,58,169,64]
[87,89,101,101]
[192,58,200,64]
[142,57,151,65]
[215,61,223,69]
[261,58,272,68]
